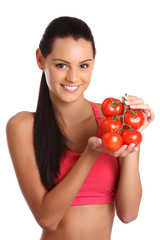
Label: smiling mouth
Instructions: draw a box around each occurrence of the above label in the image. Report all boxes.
[61,84,79,92]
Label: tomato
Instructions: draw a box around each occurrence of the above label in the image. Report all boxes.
[124,110,144,130]
[101,117,122,133]
[121,130,142,146]
[102,132,123,152]
[101,98,124,117]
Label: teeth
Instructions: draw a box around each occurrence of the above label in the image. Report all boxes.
[62,85,78,90]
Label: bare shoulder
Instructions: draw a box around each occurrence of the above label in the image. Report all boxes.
[6,111,34,136]
[6,111,35,155]
[6,111,34,127]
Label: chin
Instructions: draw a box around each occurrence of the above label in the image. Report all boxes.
[60,93,84,104]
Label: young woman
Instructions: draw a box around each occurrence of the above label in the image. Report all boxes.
[6,16,154,240]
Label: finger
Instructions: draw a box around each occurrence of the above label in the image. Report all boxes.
[138,108,155,132]
[150,108,155,121]
[120,96,131,110]
[133,146,139,152]
[120,143,136,157]
[142,108,150,116]
[124,95,137,100]
[129,103,150,110]
[144,108,155,125]
[125,98,144,106]
[112,145,128,157]
[88,137,102,149]
[143,108,155,120]
[121,95,136,101]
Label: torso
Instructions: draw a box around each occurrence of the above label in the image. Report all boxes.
[17,102,116,240]
[40,102,116,239]
[41,204,115,240]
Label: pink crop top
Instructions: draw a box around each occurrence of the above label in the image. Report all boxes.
[54,102,119,206]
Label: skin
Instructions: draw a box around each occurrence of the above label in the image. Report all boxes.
[6,37,155,240]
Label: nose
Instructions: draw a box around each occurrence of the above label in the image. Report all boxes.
[66,68,78,83]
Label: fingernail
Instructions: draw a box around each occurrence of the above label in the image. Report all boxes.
[125,101,130,105]
[97,138,102,145]
[134,147,139,151]
[130,105,137,108]
[131,143,135,148]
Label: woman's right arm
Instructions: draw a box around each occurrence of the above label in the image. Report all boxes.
[6,112,100,232]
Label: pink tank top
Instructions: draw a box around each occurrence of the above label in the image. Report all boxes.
[54,102,119,206]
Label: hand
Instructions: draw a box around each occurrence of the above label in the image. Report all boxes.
[88,136,138,158]
[123,95,155,132]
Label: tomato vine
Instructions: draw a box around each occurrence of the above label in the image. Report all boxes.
[108,94,135,134]
[101,95,144,151]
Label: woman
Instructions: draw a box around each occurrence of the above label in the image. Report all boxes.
[6,16,154,240]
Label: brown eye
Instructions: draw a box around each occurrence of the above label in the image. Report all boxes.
[80,64,89,69]
[56,64,67,68]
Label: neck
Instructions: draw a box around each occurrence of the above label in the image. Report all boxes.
[50,95,91,127]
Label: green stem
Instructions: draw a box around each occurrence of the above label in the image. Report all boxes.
[118,95,127,134]
[110,94,135,134]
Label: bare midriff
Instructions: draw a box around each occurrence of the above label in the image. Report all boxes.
[40,203,115,240]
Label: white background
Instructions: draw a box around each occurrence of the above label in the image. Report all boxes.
[1,0,160,239]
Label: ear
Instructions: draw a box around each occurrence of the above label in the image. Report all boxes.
[36,48,45,70]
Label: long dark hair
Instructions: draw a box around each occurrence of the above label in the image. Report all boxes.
[34,16,96,191]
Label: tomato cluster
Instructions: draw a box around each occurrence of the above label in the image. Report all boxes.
[101,97,144,152]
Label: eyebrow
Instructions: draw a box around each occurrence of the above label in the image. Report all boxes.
[52,58,93,64]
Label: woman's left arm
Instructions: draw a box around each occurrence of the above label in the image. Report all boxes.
[115,95,155,223]
[115,147,142,223]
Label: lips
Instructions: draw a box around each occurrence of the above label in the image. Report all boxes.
[61,84,79,92]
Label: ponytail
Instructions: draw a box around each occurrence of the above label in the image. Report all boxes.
[34,72,67,190]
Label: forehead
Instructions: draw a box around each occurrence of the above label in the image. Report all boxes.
[50,37,93,59]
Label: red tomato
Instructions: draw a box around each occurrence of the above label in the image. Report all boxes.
[101,117,123,133]
[124,110,144,130]
[102,132,123,152]
[101,98,124,117]
[121,130,142,146]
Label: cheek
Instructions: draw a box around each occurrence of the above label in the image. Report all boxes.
[44,67,63,87]
[44,68,56,91]
[81,70,93,83]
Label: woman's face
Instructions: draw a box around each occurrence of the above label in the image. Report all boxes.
[39,37,95,104]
